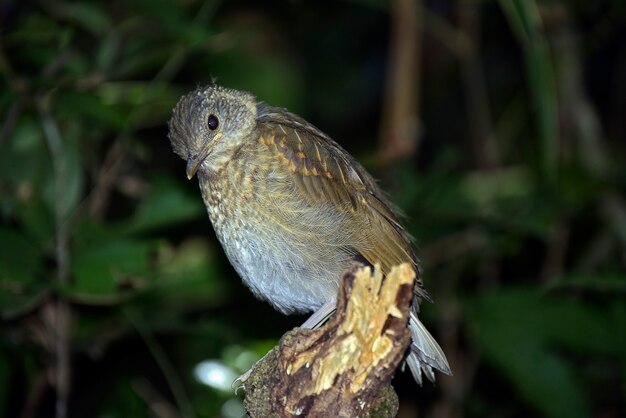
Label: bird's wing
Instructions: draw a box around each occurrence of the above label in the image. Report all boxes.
[256,105,429,300]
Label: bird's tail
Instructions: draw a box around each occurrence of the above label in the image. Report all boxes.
[406,310,452,385]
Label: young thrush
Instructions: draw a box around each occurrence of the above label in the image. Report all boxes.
[168,85,451,384]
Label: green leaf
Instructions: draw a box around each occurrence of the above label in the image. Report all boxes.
[58,91,127,130]
[96,82,183,128]
[96,32,120,73]
[70,238,157,299]
[5,14,61,44]
[207,27,304,111]
[18,200,55,245]
[0,228,50,318]
[0,228,42,281]
[142,239,227,310]
[460,167,532,208]
[547,273,626,295]
[123,178,205,234]
[498,0,558,180]
[467,289,595,417]
[494,338,588,418]
[113,45,175,79]
[0,116,48,188]
[54,3,111,37]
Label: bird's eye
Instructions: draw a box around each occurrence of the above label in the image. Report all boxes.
[207,114,219,131]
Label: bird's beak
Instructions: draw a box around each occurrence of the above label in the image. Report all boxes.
[186,133,223,180]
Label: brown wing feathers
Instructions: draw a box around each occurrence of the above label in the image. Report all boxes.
[256,105,430,300]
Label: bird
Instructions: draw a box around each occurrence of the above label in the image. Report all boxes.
[167,84,451,385]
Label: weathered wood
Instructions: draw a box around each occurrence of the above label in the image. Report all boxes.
[244,263,416,418]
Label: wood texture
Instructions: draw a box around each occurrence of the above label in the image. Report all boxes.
[244,263,416,418]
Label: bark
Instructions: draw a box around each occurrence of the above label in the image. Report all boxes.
[244,263,416,418]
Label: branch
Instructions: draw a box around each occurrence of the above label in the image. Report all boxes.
[244,263,416,418]
[378,0,423,165]
[38,97,72,418]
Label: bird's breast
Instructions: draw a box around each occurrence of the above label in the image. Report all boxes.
[197,154,351,314]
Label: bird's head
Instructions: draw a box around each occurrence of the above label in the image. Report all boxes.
[168,85,258,179]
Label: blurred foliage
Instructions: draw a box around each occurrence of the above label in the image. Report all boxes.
[1,0,626,417]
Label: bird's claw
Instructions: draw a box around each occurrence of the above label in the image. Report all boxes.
[232,368,253,394]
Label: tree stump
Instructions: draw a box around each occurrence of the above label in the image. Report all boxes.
[243,263,416,418]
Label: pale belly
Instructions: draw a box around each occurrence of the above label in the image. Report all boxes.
[216,225,341,314]
[203,185,355,314]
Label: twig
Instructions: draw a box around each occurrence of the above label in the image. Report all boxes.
[126,310,197,418]
[88,140,126,219]
[132,378,182,418]
[37,97,72,418]
[547,3,609,177]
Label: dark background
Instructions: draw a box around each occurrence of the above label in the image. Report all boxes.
[1,1,625,417]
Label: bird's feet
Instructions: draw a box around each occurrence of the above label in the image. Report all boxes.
[232,355,265,394]
[301,300,336,329]
[232,368,253,394]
